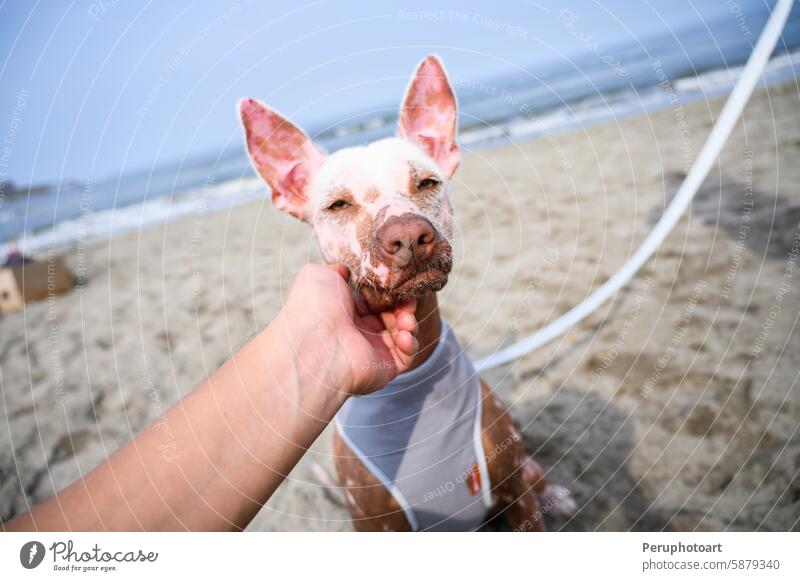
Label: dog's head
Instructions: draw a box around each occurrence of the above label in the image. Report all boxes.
[239,55,459,312]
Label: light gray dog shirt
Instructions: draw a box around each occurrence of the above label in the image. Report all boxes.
[335,318,492,531]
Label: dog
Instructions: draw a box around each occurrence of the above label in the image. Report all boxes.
[238,55,574,531]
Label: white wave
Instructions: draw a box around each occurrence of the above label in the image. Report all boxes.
[463,48,800,146]
[2,177,265,261]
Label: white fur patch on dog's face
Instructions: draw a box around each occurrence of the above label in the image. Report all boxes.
[307,137,454,286]
[239,54,460,309]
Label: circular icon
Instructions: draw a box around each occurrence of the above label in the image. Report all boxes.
[19,541,46,569]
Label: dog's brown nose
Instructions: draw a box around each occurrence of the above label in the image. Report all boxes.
[378,215,436,267]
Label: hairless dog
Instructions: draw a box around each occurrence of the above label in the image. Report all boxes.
[239,55,574,531]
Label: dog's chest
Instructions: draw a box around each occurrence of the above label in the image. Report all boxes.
[335,320,491,531]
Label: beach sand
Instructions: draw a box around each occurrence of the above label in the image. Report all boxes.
[2,81,798,531]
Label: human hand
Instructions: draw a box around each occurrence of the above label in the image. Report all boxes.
[278,264,419,397]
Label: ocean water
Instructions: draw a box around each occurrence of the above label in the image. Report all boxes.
[2,7,799,259]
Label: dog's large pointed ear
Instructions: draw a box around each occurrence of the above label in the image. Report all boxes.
[398,55,460,178]
[238,99,324,221]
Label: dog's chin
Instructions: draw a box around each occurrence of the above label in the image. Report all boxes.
[357,268,449,314]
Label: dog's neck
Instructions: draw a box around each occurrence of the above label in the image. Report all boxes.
[405,291,442,373]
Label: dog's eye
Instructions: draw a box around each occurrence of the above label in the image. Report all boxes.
[417,178,440,190]
[327,200,350,211]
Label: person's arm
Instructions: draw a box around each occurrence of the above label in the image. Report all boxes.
[4,264,418,531]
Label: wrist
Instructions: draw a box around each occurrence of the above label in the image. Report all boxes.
[260,310,349,419]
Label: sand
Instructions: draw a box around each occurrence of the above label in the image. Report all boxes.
[1,81,799,531]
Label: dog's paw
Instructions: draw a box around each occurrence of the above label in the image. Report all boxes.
[538,483,577,518]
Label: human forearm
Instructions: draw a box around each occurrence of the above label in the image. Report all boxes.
[5,311,346,531]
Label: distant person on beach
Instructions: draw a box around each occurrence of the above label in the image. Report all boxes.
[4,264,419,531]
[3,241,31,267]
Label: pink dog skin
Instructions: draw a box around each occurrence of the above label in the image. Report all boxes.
[398,56,460,178]
[239,55,459,311]
[239,99,325,221]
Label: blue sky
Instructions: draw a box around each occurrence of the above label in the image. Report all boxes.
[0,0,772,185]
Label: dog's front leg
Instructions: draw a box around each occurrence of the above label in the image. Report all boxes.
[332,429,412,531]
[479,381,547,531]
